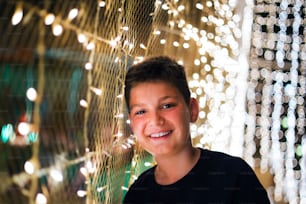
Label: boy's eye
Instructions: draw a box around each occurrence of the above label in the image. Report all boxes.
[161,103,175,109]
[135,110,146,115]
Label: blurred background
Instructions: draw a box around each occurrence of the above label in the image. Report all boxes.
[0,0,305,203]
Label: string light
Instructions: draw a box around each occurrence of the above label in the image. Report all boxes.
[77,190,87,197]
[50,169,63,182]
[35,193,47,204]
[24,160,35,175]
[52,23,63,36]
[4,1,305,203]
[90,87,102,95]
[98,1,106,7]
[86,42,95,50]
[18,122,31,136]
[44,13,55,25]
[77,33,87,43]
[140,43,147,50]
[85,62,93,70]
[68,8,78,20]
[80,99,88,108]
[26,87,37,101]
[11,3,23,25]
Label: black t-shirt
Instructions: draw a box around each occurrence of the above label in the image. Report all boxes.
[123,148,270,204]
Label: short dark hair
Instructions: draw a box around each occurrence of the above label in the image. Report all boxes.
[124,56,191,112]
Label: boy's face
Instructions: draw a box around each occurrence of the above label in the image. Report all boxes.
[128,81,198,157]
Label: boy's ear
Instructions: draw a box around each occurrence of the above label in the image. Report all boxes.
[189,98,199,122]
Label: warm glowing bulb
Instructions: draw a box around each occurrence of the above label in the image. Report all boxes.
[109,39,117,48]
[52,24,63,36]
[11,4,23,25]
[194,59,201,66]
[161,3,169,10]
[199,111,206,119]
[90,87,102,95]
[160,39,166,44]
[26,87,37,101]
[178,5,185,11]
[86,161,95,174]
[99,1,106,7]
[153,30,161,35]
[144,162,152,167]
[173,41,179,47]
[85,62,92,70]
[24,160,35,174]
[35,193,47,204]
[206,1,213,7]
[68,8,78,20]
[44,13,55,25]
[50,169,63,182]
[121,186,129,191]
[86,42,95,50]
[196,3,204,10]
[80,99,88,108]
[183,42,190,49]
[115,114,124,119]
[129,43,134,50]
[18,122,30,136]
[78,33,86,43]
[177,60,184,65]
[77,190,87,197]
[80,167,87,176]
[140,43,147,49]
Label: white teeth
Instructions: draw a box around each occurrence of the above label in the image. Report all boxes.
[150,131,170,138]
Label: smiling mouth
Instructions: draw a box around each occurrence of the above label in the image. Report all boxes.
[150,131,172,138]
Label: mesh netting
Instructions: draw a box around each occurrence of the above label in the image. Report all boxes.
[0,0,305,204]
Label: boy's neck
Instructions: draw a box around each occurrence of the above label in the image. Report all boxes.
[154,147,200,185]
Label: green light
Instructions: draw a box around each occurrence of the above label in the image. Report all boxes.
[1,124,14,143]
[28,132,39,143]
[281,117,288,129]
[296,145,303,157]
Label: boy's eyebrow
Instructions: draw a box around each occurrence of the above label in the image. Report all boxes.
[129,95,179,111]
[129,103,145,112]
[159,95,179,101]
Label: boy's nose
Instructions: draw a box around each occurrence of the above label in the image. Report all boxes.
[150,111,165,126]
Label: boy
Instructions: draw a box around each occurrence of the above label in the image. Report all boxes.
[123,56,270,203]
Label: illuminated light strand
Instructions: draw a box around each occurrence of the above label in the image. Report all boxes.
[245,62,260,167]
[242,0,257,166]
[270,72,285,202]
[275,0,288,68]
[298,75,306,203]
[229,0,254,158]
[11,3,23,25]
[259,69,272,172]
[8,0,305,203]
[250,0,305,202]
[300,137,306,203]
[283,1,303,202]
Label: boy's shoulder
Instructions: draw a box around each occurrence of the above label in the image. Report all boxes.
[200,148,244,160]
[129,166,156,187]
[198,148,251,171]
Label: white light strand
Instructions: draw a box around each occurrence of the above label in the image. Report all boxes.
[245,62,259,167]
[230,0,254,159]
[283,1,302,202]
[275,0,288,68]
[259,69,272,172]
[300,137,306,203]
[270,71,284,202]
